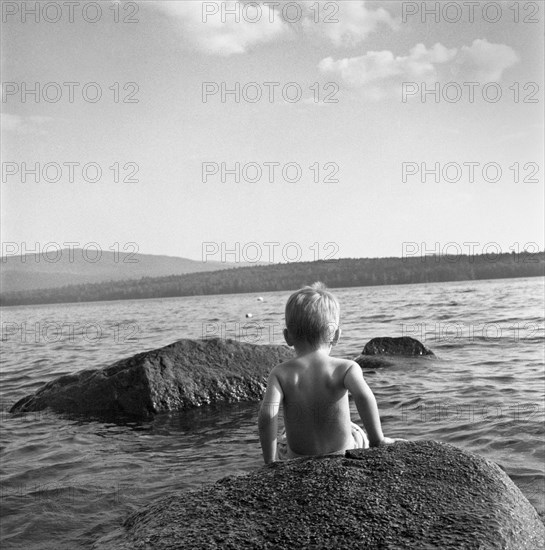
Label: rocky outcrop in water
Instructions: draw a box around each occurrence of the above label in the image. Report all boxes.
[10,338,294,419]
[94,440,545,550]
[355,336,435,368]
[9,335,436,417]
[362,336,435,356]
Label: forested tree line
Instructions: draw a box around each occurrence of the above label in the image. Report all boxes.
[1,252,543,306]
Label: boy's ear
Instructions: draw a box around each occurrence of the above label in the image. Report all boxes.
[331,327,341,346]
[283,328,294,347]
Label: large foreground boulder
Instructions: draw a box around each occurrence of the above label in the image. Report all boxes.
[355,336,435,368]
[10,338,293,419]
[95,441,544,549]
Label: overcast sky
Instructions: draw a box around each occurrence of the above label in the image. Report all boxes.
[2,0,544,263]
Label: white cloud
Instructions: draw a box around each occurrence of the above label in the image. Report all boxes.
[1,114,53,135]
[452,39,519,81]
[154,1,287,56]
[319,39,518,99]
[319,42,457,86]
[301,0,398,47]
[152,1,398,56]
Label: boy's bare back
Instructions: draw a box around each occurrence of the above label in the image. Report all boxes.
[272,351,355,456]
[262,349,386,458]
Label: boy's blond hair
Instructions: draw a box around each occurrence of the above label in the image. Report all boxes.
[285,282,340,348]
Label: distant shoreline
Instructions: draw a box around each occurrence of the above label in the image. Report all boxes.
[1,253,543,307]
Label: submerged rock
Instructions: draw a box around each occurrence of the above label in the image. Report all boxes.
[9,338,293,419]
[94,441,545,550]
[362,336,435,356]
[355,336,435,368]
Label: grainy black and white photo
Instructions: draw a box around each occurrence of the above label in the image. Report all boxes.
[1,1,544,548]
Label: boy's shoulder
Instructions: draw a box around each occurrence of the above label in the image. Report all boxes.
[271,356,299,373]
[272,354,358,373]
[329,355,360,373]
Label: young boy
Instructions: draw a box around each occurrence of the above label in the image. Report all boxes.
[258,282,401,464]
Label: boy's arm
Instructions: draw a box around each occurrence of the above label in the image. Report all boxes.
[258,370,283,464]
[343,363,385,447]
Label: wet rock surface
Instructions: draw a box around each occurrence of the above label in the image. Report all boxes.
[10,338,294,419]
[355,336,435,368]
[361,336,435,356]
[95,440,545,550]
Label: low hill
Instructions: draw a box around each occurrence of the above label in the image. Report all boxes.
[1,252,543,307]
[0,249,246,293]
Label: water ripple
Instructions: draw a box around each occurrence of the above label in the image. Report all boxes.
[0,277,544,549]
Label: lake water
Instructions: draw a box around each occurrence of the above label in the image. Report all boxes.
[1,277,544,549]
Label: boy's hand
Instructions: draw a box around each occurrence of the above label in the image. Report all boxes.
[378,437,408,446]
